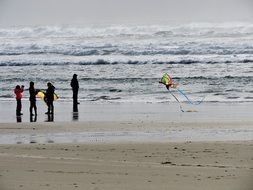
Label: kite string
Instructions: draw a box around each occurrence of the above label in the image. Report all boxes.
[168,90,184,112]
[177,89,205,105]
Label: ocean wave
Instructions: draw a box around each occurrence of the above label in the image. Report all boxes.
[1,58,253,67]
[177,76,253,81]
[1,24,253,57]
[245,97,253,99]
[1,45,253,57]
[1,23,253,38]
[0,95,13,98]
[241,59,253,63]
[90,96,121,101]
[154,29,253,38]
[0,77,70,83]
[2,75,252,85]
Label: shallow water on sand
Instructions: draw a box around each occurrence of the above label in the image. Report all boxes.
[0,101,253,123]
[0,127,253,145]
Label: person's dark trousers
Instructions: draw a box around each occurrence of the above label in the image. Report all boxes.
[16,99,22,115]
[47,101,54,114]
[30,101,37,115]
[73,90,78,105]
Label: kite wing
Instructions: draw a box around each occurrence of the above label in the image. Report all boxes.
[160,73,173,86]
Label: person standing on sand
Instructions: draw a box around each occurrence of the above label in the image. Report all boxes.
[14,85,24,116]
[45,82,55,114]
[70,74,79,107]
[29,81,37,116]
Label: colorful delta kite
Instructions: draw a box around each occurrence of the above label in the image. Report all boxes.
[160,73,205,112]
[160,73,172,86]
[160,73,178,88]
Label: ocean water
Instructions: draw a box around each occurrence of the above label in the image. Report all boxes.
[0,23,253,103]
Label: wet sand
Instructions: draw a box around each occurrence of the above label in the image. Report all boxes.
[0,101,253,189]
[0,100,253,123]
[0,121,252,190]
[0,141,252,190]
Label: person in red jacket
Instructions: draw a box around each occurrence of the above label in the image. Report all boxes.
[14,85,24,116]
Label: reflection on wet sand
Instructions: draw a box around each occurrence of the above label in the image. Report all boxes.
[45,113,54,122]
[16,116,22,123]
[72,105,79,121]
[30,114,37,122]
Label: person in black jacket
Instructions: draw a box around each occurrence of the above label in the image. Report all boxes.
[71,74,79,110]
[45,82,55,114]
[29,81,37,116]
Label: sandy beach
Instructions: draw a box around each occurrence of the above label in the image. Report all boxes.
[0,138,252,190]
[0,115,253,190]
[0,101,253,190]
[1,0,253,189]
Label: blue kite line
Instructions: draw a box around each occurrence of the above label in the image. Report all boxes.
[177,89,205,105]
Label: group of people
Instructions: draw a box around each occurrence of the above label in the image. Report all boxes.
[14,74,79,117]
[13,73,177,118]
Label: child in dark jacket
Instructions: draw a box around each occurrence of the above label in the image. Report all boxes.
[14,85,24,116]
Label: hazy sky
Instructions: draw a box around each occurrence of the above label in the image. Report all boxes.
[0,0,252,26]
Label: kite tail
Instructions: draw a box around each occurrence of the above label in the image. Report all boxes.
[177,89,205,105]
[168,90,184,112]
